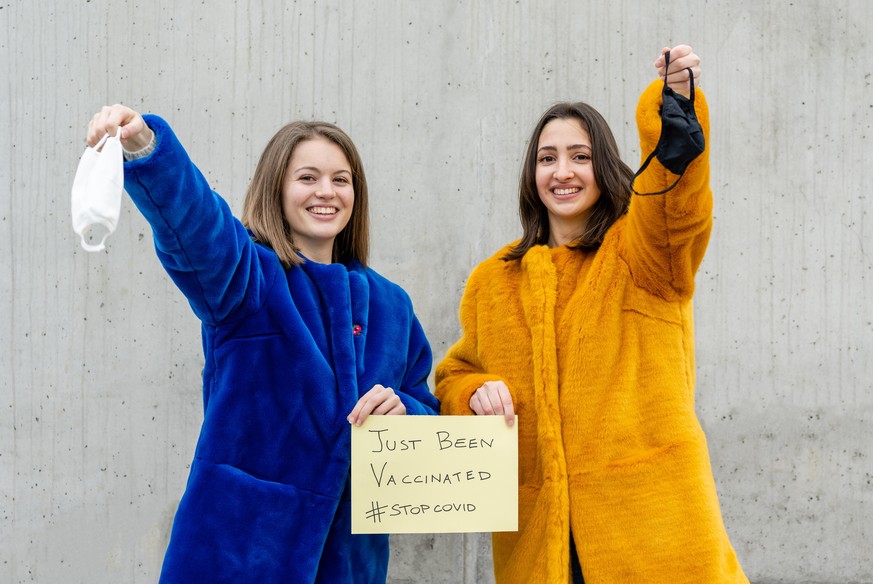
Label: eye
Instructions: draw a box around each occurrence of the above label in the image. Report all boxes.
[538,154,555,164]
[573,153,591,162]
[298,174,316,182]
[334,176,351,185]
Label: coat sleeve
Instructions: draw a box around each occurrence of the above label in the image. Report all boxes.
[435,264,511,415]
[622,80,713,301]
[122,115,276,325]
[394,313,441,416]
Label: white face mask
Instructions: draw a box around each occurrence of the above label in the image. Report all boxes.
[71,128,124,252]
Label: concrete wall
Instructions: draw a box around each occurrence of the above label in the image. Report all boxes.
[2,1,871,582]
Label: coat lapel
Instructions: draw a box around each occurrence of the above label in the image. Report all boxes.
[519,246,569,584]
[520,246,563,458]
[300,261,360,418]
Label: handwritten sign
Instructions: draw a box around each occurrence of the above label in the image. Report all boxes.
[351,415,518,534]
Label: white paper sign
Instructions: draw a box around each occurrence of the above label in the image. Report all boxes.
[351,415,518,534]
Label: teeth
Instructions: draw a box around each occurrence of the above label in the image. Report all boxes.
[554,188,579,195]
[309,206,337,215]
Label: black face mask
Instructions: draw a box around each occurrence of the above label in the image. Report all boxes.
[631,50,705,196]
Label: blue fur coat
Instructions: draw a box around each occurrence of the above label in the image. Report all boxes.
[123,115,440,583]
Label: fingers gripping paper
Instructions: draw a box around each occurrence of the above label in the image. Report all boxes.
[71,129,124,252]
[351,416,518,534]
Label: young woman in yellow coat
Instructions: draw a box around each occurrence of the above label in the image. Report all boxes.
[435,45,748,584]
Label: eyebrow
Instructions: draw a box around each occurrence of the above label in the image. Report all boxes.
[293,166,352,175]
[537,144,592,153]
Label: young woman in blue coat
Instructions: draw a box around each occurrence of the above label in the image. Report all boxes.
[86,106,440,583]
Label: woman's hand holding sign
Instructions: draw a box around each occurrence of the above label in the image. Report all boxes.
[469,380,515,427]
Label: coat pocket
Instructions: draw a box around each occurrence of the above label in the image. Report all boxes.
[619,283,683,324]
[159,458,338,584]
[569,440,746,584]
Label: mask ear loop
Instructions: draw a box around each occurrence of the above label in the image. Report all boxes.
[78,227,113,252]
[92,132,110,152]
[630,50,695,197]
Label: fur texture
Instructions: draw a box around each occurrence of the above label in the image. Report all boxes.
[123,115,440,583]
[436,81,748,583]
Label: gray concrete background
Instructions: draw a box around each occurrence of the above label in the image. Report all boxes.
[2,1,871,582]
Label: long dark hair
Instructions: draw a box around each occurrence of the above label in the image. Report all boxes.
[503,102,633,261]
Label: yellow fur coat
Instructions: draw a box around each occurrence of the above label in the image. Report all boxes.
[435,81,748,583]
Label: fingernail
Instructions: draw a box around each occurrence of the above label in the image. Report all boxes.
[347,416,354,424]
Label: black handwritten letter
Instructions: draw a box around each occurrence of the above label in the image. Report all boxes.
[370,461,388,487]
[436,431,452,450]
[370,428,389,453]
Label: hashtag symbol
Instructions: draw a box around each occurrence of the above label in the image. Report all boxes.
[365,500,389,524]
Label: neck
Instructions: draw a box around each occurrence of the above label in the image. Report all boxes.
[547,223,584,248]
[297,243,334,264]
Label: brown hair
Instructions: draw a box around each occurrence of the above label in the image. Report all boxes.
[242,121,369,268]
[503,102,633,261]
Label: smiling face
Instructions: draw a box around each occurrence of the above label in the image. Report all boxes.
[535,117,602,247]
[281,136,354,264]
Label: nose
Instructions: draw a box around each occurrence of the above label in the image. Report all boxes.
[554,158,575,181]
[315,177,335,198]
